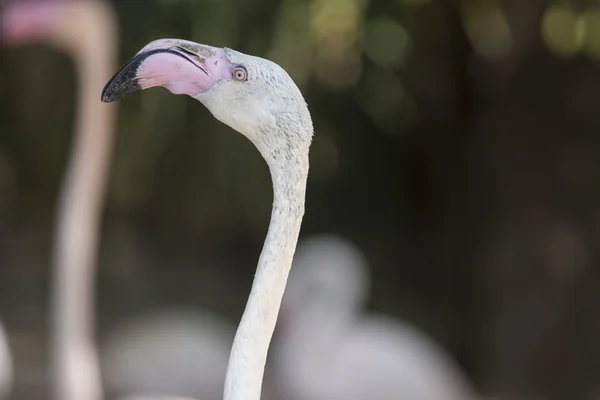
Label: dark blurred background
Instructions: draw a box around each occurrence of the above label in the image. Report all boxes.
[1,0,599,399]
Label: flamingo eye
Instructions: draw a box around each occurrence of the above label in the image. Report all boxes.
[233,66,248,81]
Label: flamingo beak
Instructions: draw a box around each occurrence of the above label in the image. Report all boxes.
[101,38,235,103]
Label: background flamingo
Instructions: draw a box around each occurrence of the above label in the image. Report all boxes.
[101,307,234,400]
[271,233,477,400]
[1,1,119,399]
[0,320,12,400]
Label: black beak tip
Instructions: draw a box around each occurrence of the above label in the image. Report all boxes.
[100,76,141,103]
[100,89,113,103]
[100,52,147,103]
[101,84,122,103]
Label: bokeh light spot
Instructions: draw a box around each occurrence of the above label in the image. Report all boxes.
[581,8,600,62]
[363,16,411,69]
[463,3,512,61]
[311,0,364,90]
[542,5,584,57]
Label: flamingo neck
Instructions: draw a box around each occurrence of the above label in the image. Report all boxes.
[224,153,309,400]
[49,3,117,400]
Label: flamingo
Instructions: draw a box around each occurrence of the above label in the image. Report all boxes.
[271,234,477,400]
[0,320,12,400]
[102,38,313,400]
[1,1,119,400]
[101,307,234,400]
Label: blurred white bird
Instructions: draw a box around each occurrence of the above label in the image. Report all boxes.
[116,396,199,400]
[2,1,118,399]
[101,308,233,400]
[116,397,199,400]
[0,320,12,400]
[270,234,476,400]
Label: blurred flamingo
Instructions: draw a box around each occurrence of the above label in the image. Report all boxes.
[101,307,234,400]
[0,320,12,400]
[1,1,119,399]
[271,234,478,400]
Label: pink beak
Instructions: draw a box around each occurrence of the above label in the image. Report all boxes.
[101,39,235,103]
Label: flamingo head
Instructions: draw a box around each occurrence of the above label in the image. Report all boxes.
[101,38,313,162]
